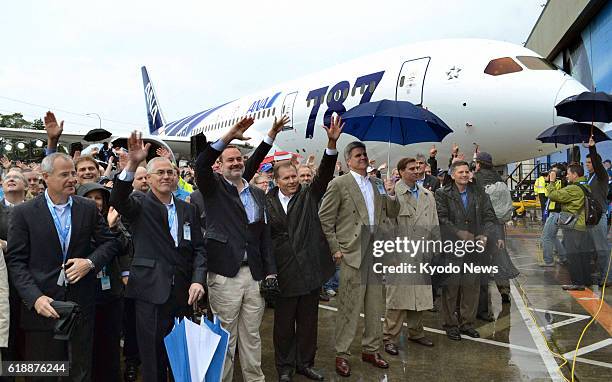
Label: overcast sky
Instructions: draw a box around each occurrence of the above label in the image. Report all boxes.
[0,0,545,135]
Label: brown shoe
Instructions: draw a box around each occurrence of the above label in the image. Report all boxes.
[361,352,389,368]
[384,342,399,355]
[409,337,434,347]
[335,357,351,377]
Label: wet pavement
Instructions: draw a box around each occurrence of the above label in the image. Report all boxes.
[237,221,612,381]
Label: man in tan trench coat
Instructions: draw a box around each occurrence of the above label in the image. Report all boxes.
[319,141,400,377]
[383,157,440,355]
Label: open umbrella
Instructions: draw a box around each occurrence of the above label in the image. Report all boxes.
[83,128,112,142]
[536,122,610,145]
[555,91,612,123]
[341,99,453,171]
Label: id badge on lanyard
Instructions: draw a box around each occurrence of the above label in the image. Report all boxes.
[48,200,71,287]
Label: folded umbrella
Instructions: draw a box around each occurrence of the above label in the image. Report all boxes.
[164,318,192,382]
[555,91,612,123]
[49,300,81,341]
[536,122,610,145]
[204,315,230,382]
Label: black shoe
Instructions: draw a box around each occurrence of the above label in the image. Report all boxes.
[501,293,511,304]
[279,373,292,382]
[460,327,480,338]
[319,292,330,301]
[124,363,138,382]
[446,327,461,341]
[297,367,324,381]
[562,284,585,291]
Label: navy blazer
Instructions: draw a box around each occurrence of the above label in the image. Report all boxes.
[6,194,119,330]
[110,182,206,305]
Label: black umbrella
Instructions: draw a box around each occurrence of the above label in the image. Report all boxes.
[555,91,612,123]
[83,128,112,142]
[536,122,610,145]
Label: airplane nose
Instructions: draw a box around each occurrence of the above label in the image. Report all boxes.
[553,77,590,124]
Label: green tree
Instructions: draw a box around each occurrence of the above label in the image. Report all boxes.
[0,112,33,129]
[32,118,44,130]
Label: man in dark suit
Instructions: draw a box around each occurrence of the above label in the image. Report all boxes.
[7,152,119,381]
[266,116,341,381]
[194,115,287,382]
[110,131,207,382]
[416,152,440,192]
[435,160,497,341]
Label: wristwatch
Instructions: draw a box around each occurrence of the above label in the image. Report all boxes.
[85,259,95,270]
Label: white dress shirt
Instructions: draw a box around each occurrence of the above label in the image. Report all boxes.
[350,170,375,226]
[278,190,293,214]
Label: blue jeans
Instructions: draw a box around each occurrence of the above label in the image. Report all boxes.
[588,213,611,283]
[323,265,340,291]
[541,212,567,264]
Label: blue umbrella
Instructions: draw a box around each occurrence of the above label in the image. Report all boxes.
[341,99,453,145]
[341,99,453,172]
[164,318,192,382]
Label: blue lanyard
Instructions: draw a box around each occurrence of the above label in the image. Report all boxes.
[45,193,72,261]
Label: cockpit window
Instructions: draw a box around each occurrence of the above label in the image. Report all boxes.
[484,57,523,76]
[516,56,557,70]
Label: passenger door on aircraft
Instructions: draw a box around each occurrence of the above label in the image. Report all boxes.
[281,91,298,131]
[396,57,430,105]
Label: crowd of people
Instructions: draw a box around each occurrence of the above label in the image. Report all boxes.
[0,110,609,382]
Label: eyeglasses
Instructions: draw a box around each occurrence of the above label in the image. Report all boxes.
[151,170,176,177]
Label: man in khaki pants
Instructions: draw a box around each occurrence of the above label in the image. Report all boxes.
[319,141,399,377]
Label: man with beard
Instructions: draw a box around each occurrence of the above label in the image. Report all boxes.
[266,116,341,381]
[194,115,288,382]
[132,166,149,192]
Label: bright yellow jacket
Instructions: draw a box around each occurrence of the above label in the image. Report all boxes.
[534,176,547,196]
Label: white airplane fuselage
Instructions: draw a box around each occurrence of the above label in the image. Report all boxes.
[153,39,589,167]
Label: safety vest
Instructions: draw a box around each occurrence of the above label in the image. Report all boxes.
[534,176,547,196]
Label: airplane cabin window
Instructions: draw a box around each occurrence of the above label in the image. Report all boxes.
[342,88,349,100]
[360,84,366,94]
[267,109,271,117]
[369,81,376,93]
[399,76,405,87]
[334,89,341,101]
[272,107,276,115]
[516,56,557,70]
[307,98,312,107]
[351,86,357,97]
[484,57,523,76]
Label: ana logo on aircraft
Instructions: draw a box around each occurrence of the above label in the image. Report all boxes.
[247,92,281,113]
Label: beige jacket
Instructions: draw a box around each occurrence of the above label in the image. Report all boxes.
[0,252,9,354]
[386,181,440,311]
[319,172,400,269]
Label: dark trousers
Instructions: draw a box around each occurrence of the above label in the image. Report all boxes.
[23,305,94,382]
[134,286,191,382]
[441,272,480,329]
[122,297,140,365]
[1,286,25,381]
[564,229,592,286]
[273,289,319,375]
[92,297,123,382]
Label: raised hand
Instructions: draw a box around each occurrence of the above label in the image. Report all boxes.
[0,156,9,169]
[44,111,64,142]
[126,131,150,169]
[268,115,291,140]
[430,144,438,157]
[323,114,344,145]
[156,147,172,160]
[451,143,459,156]
[384,177,396,196]
[589,135,595,147]
[228,116,255,142]
[107,206,120,228]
